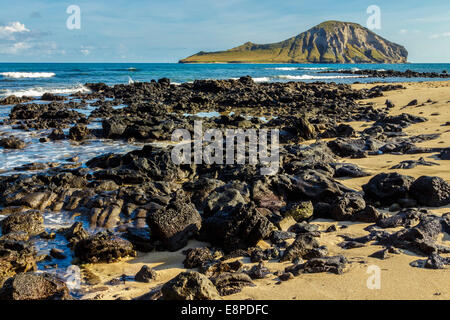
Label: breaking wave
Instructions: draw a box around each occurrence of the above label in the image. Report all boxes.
[253,77,271,82]
[0,84,91,97]
[0,72,56,79]
[300,67,329,70]
[274,74,369,80]
[265,67,330,71]
[265,67,300,71]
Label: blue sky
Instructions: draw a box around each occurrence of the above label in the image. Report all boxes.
[0,0,449,62]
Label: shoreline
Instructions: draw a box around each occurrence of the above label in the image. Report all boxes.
[80,80,450,300]
[0,78,449,300]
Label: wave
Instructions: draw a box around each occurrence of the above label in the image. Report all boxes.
[336,68,361,72]
[274,74,369,80]
[253,77,271,82]
[265,67,300,71]
[0,84,91,97]
[265,67,330,71]
[299,67,330,70]
[0,72,56,79]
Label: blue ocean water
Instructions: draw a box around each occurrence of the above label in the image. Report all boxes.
[0,62,449,98]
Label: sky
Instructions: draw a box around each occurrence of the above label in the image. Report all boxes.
[0,0,449,63]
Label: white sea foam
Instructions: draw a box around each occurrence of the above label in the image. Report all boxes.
[265,67,330,71]
[299,67,330,70]
[0,127,141,175]
[253,77,271,82]
[336,68,362,72]
[275,74,369,80]
[43,211,76,228]
[265,67,299,71]
[0,72,56,79]
[0,84,91,97]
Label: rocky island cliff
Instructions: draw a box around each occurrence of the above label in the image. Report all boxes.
[179,21,408,64]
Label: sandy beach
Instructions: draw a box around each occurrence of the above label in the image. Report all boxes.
[77,81,450,301]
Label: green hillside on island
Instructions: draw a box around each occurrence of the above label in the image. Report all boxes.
[179,21,408,64]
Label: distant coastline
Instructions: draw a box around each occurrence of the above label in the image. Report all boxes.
[178,61,411,64]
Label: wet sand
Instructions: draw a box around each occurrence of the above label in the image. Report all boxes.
[81,81,450,300]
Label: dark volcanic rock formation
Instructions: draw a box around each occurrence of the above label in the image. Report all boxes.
[161,271,221,300]
[0,273,70,300]
[1,75,449,300]
[321,68,450,79]
[73,231,136,263]
[146,195,202,251]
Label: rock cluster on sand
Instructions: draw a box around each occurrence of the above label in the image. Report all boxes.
[0,77,449,300]
[363,173,450,207]
[0,273,71,300]
[161,271,221,300]
[73,231,136,263]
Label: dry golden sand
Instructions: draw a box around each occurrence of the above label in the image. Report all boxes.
[82,81,450,300]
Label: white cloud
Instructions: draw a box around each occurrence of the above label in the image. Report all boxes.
[0,22,34,55]
[33,41,62,55]
[0,41,32,54]
[429,32,450,39]
[399,29,408,35]
[0,22,30,40]
[80,45,93,56]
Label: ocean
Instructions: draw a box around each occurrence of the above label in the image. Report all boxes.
[1,62,449,98]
